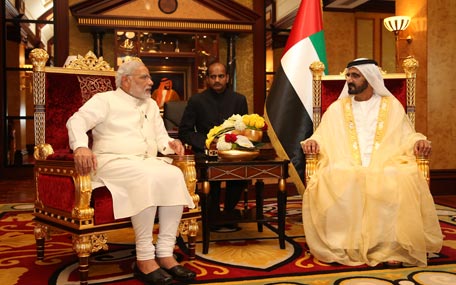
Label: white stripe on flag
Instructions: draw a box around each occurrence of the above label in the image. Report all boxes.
[281,38,320,121]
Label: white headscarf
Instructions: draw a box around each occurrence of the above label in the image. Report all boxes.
[338,58,393,99]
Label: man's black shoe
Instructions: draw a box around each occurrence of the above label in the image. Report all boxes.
[163,265,196,282]
[133,264,173,285]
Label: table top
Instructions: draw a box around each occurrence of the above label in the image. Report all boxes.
[195,155,290,181]
[196,156,289,166]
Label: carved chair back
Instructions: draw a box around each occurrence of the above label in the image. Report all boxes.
[29,49,199,285]
[305,57,429,186]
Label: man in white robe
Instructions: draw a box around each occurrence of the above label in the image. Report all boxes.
[300,59,443,267]
[67,60,196,284]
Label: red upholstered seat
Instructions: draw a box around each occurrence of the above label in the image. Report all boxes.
[36,70,120,225]
[305,57,429,187]
[319,76,407,115]
[91,187,128,224]
[30,49,200,285]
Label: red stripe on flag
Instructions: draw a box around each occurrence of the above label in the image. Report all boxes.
[283,0,324,55]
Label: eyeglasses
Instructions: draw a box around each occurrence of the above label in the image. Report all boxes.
[208,74,226,80]
[129,74,152,80]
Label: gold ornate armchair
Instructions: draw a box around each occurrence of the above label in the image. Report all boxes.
[305,57,429,187]
[30,49,200,285]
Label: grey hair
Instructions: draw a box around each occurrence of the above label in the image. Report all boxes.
[115,60,145,87]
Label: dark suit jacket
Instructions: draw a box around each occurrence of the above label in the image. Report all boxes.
[178,88,248,153]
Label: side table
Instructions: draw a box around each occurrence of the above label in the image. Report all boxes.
[195,157,290,254]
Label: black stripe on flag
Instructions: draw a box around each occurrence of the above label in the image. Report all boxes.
[266,65,313,187]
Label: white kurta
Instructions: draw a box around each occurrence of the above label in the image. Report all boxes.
[67,88,195,219]
[302,95,443,267]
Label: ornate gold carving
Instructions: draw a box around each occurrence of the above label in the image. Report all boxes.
[179,218,199,237]
[402,56,418,79]
[310,61,325,130]
[72,234,108,257]
[73,235,91,257]
[78,18,252,32]
[34,110,46,145]
[77,75,114,104]
[30,49,48,145]
[91,234,109,252]
[34,143,54,160]
[34,223,49,240]
[171,155,199,208]
[403,56,418,127]
[179,219,190,236]
[309,61,325,80]
[65,51,113,71]
[72,175,95,220]
[305,153,318,188]
[187,218,199,237]
[29,48,49,72]
[416,154,430,185]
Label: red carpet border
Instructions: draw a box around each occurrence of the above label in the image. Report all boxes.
[1,200,456,285]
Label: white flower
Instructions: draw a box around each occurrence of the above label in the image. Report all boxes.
[235,135,255,149]
[216,136,233,150]
[220,119,235,129]
[228,114,243,122]
[205,113,265,150]
[234,119,246,131]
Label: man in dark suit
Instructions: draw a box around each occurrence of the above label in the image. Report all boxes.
[179,61,248,232]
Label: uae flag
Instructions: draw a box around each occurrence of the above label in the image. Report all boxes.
[265,0,328,195]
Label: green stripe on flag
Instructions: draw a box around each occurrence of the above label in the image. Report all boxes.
[310,30,328,74]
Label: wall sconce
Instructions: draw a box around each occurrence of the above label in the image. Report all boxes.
[383,16,413,43]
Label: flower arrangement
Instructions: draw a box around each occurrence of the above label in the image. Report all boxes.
[205,114,267,151]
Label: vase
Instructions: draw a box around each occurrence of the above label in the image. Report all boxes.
[217,150,260,161]
[243,129,263,142]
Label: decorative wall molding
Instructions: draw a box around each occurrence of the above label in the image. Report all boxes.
[70,0,260,33]
[75,17,254,33]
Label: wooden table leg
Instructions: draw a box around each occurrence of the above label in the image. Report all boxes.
[255,179,264,232]
[202,181,210,254]
[277,178,287,249]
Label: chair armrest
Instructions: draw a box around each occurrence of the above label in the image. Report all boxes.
[305,153,430,188]
[416,154,430,186]
[305,153,319,188]
[34,143,95,222]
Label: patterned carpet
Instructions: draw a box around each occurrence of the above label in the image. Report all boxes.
[1,198,456,285]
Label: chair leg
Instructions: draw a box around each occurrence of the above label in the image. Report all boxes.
[34,223,48,260]
[73,234,108,285]
[78,255,90,285]
[187,218,199,259]
[35,238,45,260]
[178,218,199,259]
[73,235,92,285]
[74,255,89,285]
[187,235,196,260]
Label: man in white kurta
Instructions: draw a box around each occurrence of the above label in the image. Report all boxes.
[301,59,443,267]
[67,60,195,284]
